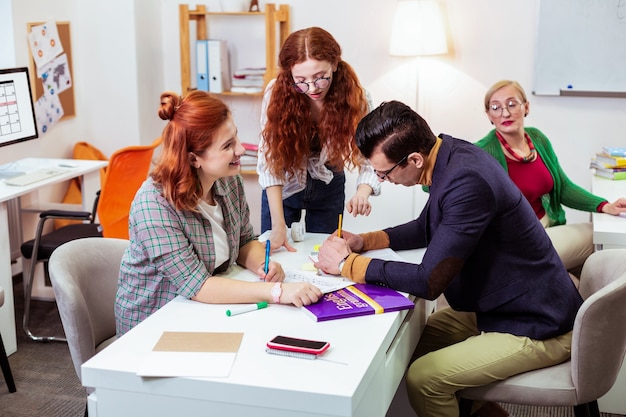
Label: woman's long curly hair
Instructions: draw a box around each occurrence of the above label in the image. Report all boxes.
[151,90,230,211]
[262,27,368,180]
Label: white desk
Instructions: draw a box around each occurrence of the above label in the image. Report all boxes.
[591,175,626,249]
[0,158,108,354]
[82,236,431,417]
[590,175,626,414]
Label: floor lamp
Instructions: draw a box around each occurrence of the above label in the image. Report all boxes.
[389,0,448,218]
[389,0,448,115]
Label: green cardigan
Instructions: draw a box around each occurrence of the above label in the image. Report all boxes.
[475,127,606,226]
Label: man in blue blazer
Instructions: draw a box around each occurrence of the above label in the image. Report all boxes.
[315,101,583,417]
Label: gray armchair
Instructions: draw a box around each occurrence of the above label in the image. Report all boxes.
[458,248,626,417]
[0,285,16,393]
[48,237,128,403]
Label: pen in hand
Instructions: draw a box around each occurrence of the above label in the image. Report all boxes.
[264,239,271,274]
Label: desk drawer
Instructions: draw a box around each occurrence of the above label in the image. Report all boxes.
[382,300,433,407]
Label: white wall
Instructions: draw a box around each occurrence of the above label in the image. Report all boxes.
[4,0,163,165]
[4,0,626,229]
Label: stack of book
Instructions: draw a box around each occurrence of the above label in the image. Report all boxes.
[591,146,626,180]
[240,142,259,172]
[231,67,265,94]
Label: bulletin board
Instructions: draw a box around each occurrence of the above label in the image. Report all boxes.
[27,21,76,118]
[533,1,626,98]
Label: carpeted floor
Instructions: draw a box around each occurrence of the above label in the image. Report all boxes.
[0,275,85,417]
[0,275,624,417]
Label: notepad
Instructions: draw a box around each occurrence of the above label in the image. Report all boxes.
[136,331,243,377]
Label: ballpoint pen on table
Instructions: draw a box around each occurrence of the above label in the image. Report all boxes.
[337,213,343,238]
[226,302,268,317]
[264,239,270,274]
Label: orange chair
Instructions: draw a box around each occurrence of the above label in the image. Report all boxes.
[55,142,108,230]
[97,137,162,239]
[20,138,161,341]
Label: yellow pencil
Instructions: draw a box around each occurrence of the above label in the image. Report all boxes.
[337,213,343,238]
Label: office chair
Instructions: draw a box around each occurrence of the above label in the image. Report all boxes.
[20,138,161,342]
[97,137,162,239]
[49,237,128,416]
[458,248,626,417]
[0,285,17,393]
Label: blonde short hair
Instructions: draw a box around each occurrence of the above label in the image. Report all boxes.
[484,80,528,110]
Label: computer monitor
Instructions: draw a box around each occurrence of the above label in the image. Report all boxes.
[0,66,38,148]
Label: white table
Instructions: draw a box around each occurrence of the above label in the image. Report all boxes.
[0,158,108,354]
[591,175,626,249]
[590,175,626,414]
[81,236,431,417]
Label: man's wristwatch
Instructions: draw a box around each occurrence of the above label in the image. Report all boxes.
[338,254,349,275]
[271,282,282,304]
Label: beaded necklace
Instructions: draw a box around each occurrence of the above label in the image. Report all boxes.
[495,131,537,163]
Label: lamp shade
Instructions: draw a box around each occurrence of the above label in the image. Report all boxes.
[389,0,448,56]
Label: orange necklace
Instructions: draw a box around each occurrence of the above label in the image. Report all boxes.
[496,131,537,163]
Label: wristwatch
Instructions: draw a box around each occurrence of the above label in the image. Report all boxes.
[271,282,282,304]
[338,254,349,275]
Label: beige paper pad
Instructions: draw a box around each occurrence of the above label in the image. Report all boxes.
[152,332,243,353]
[137,332,244,377]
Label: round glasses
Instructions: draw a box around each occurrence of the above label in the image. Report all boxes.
[292,76,332,94]
[488,100,525,116]
[375,155,409,181]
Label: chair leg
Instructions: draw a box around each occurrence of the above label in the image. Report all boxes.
[0,333,16,393]
[574,401,600,417]
[22,259,66,343]
[459,398,474,417]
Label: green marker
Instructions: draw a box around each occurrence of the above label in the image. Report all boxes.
[226,302,268,317]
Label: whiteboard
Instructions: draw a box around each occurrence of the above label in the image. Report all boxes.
[534,0,626,97]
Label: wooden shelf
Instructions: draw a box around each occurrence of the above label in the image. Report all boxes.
[240,169,258,176]
[179,3,290,95]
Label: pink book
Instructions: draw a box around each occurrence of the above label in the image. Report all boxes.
[301,284,415,322]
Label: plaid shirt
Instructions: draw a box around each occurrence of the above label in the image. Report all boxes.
[115,175,256,335]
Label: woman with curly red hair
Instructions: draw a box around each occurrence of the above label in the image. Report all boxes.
[257,27,380,252]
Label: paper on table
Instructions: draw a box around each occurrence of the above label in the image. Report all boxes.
[284,270,354,293]
[300,247,408,292]
[218,257,353,293]
[136,332,243,378]
[219,246,407,293]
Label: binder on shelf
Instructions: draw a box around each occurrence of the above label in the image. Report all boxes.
[196,40,209,92]
[208,39,231,93]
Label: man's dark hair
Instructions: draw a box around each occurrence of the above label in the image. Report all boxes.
[355,100,436,163]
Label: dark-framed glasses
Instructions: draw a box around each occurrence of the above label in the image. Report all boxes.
[292,76,332,93]
[375,155,409,181]
[488,100,525,116]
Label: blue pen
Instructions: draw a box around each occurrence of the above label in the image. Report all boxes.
[264,239,271,274]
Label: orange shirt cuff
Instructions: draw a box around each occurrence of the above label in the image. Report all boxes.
[359,231,390,251]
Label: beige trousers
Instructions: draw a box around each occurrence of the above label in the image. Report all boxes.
[406,308,572,417]
[541,218,594,271]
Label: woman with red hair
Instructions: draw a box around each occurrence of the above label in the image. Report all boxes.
[115,90,321,336]
[257,27,380,252]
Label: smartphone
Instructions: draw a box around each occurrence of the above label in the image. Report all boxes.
[266,335,330,355]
